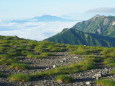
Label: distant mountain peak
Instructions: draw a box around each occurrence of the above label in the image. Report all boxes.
[94,14,103,17]
[33,15,76,22]
[90,15,105,21]
[11,15,76,23]
[33,15,58,18]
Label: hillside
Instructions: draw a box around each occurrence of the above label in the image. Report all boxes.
[46,15,115,47]
[0,35,115,86]
[72,15,115,37]
[46,28,115,47]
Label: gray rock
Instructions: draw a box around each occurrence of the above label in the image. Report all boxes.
[86,81,91,85]
[60,60,64,63]
[73,57,79,59]
[53,65,56,68]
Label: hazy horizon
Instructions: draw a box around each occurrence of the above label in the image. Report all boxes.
[0,0,115,40]
[0,0,115,20]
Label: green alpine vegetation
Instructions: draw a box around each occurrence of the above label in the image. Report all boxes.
[45,28,115,47]
[9,63,29,70]
[96,79,115,86]
[8,73,30,82]
[0,35,115,85]
[55,75,73,83]
[0,71,5,77]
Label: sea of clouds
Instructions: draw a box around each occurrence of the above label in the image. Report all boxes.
[0,21,77,41]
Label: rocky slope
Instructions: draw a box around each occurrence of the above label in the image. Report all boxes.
[0,35,115,86]
[72,15,115,37]
[0,52,114,86]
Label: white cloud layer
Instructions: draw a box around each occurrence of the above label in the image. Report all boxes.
[0,22,77,41]
[86,8,115,13]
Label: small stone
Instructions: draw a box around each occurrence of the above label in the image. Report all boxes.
[73,57,79,59]
[24,84,28,86]
[60,60,64,63]
[86,81,91,85]
[44,80,47,83]
[94,73,102,80]
[17,70,20,72]
[91,70,94,72]
[53,65,56,68]
[63,58,67,60]
[56,79,63,83]
[46,68,49,70]
[104,67,107,70]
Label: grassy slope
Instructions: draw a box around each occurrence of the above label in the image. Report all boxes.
[45,29,115,47]
[0,35,115,85]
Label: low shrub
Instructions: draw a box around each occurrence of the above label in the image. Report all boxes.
[109,70,115,74]
[107,63,115,67]
[9,73,30,82]
[96,79,115,86]
[76,58,97,70]
[9,63,29,70]
[103,57,115,67]
[55,75,73,83]
[0,57,15,65]
[0,71,5,77]
[69,49,94,55]
[21,50,32,56]
[34,47,49,53]
[50,47,66,52]
[0,54,8,58]
[6,49,21,57]
[100,48,114,55]
[27,54,47,59]
[40,52,55,56]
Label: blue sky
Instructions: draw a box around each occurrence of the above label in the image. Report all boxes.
[0,0,115,20]
[0,0,115,40]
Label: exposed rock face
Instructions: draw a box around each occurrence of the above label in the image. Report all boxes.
[103,18,110,26]
[72,15,115,37]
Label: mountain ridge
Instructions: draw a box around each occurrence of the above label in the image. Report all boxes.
[45,15,115,47]
[72,15,115,37]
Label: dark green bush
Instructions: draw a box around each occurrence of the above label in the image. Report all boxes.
[34,47,49,53]
[27,54,47,59]
[9,73,30,82]
[9,63,29,70]
[6,49,21,57]
[0,71,5,77]
[0,56,16,65]
[55,75,73,83]
[109,70,115,74]
[40,52,54,56]
[96,79,115,86]
[103,57,115,67]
